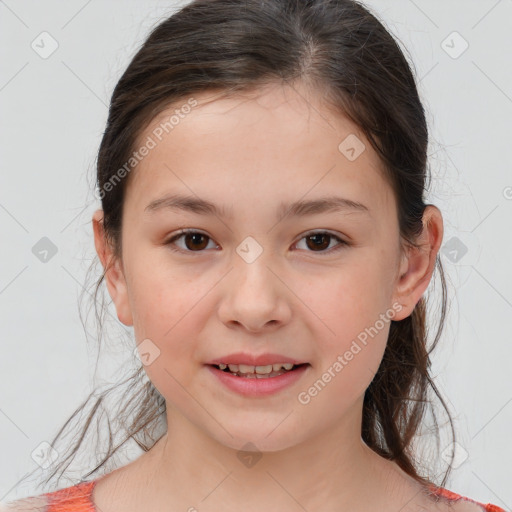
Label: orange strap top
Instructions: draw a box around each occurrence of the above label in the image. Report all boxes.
[426,485,507,512]
[44,480,96,512]
[39,479,506,512]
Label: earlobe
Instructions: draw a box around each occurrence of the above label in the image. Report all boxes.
[92,209,133,326]
[391,205,443,321]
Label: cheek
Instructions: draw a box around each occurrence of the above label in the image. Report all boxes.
[130,279,204,407]
[322,251,395,330]
[302,291,392,412]
[126,265,206,385]
[126,252,205,336]
[307,250,395,389]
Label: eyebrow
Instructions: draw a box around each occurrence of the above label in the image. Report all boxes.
[144,193,370,221]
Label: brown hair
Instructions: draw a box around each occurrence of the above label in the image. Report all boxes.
[25,0,455,493]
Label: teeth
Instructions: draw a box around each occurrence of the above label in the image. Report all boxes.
[220,362,297,374]
[239,364,256,374]
[255,365,273,374]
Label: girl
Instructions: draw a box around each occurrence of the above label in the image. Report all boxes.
[2,0,506,511]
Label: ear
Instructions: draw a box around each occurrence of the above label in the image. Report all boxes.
[92,209,133,326]
[391,205,444,321]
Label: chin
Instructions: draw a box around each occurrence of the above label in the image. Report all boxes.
[211,426,300,454]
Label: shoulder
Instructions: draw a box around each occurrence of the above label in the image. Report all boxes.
[1,479,98,512]
[428,484,507,512]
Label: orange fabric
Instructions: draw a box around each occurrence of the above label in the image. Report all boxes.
[41,478,507,512]
[428,484,507,512]
[44,480,96,512]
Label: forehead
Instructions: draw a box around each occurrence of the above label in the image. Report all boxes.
[125,83,395,218]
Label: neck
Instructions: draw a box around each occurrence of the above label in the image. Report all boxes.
[126,400,430,511]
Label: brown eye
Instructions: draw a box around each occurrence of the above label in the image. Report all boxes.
[166,230,216,253]
[305,233,331,251]
[183,232,209,251]
[295,231,347,254]
[165,229,347,256]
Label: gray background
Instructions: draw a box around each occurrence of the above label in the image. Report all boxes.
[0,0,510,507]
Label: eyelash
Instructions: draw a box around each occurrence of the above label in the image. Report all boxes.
[164,229,349,256]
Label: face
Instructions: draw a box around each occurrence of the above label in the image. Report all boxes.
[93,82,440,452]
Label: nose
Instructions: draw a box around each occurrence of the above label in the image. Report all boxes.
[217,247,292,333]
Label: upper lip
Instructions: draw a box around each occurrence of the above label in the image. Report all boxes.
[206,352,308,366]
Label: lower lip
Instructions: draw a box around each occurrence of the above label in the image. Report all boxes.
[206,364,310,397]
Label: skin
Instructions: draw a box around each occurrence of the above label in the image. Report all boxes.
[89,82,466,512]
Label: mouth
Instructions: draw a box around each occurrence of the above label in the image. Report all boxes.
[209,362,309,378]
